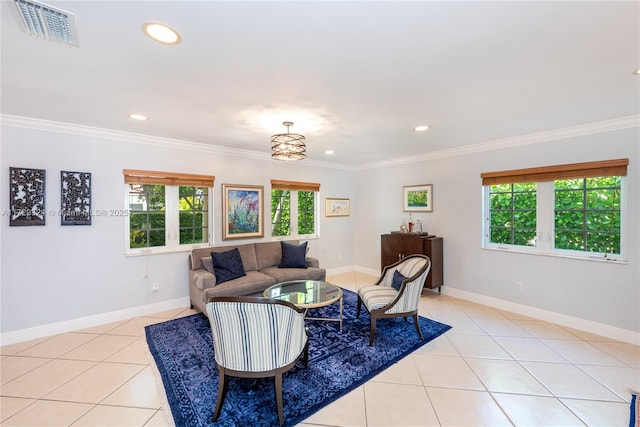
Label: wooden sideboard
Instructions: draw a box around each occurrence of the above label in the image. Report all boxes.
[381,233,444,292]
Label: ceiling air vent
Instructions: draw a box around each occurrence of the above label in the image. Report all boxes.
[12,0,78,46]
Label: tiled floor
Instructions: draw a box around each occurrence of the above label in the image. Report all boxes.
[1,272,638,426]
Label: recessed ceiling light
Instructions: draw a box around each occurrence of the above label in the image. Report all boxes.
[325,150,335,155]
[129,113,148,121]
[634,68,640,75]
[414,125,430,132]
[142,22,181,45]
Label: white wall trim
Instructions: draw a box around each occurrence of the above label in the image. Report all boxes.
[324,266,639,344]
[441,286,640,346]
[354,265,381,277]
[0,297,190,346]
[3,114,638,173]
[327,265,381,278]
[2,281,638,346]
[0,114,353,171]
[357,115,640,170]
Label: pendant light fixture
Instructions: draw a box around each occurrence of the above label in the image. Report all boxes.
[271,121,306,161]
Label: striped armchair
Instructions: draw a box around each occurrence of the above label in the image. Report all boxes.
[356,254,431,345]
[206,296,309,425]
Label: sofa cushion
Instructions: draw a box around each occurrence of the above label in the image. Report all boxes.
[260,266,326,283]
[279,241,308,268]
[254,241,284,270]
[212,248,246,284]
[210,243,258,272]
[201,257,214,274]
[203,271,276,299]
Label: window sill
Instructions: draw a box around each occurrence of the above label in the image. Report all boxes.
[126,243,211,256]
[271,235,319,242]
[482,246,627,264]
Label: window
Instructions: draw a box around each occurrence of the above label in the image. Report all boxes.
[482,159,628,261]
[129,184,166,248]
[124,170,214,253]
[488,182,537,247]
[271,180,320,238]
[554,176,621,254]
[179,186,209,245]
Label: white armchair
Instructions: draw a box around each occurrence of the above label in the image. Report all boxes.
[206,296,309,425]
[356,254,431,345]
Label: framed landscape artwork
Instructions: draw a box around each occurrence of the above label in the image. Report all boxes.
[325,198,350,217]
[222,184,264,240]
[403,184,433,212]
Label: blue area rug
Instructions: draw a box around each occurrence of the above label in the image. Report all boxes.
[145,288,451,427]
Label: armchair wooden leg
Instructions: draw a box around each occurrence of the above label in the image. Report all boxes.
[369,316,377,346]
[413,313,424,340]
[213,368,229,422]
[356,296,362,318]
[275,372,284,425]
[302,340,309,368]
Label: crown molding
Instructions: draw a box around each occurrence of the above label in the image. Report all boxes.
[357,115,640,170]
[0,115,354,171]
[2,114,637,172]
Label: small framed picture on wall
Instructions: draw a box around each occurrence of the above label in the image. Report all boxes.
[403,184,433,212]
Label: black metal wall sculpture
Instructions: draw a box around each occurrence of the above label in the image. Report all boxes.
[9,167,46,226]
[61,171,92,226]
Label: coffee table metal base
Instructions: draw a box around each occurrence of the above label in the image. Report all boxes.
[303,298,343,331]
[263,280,344,331]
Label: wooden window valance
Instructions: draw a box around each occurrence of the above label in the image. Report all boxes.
[123,169,215,187]
[270,179,320,192]
[481,158,628,185]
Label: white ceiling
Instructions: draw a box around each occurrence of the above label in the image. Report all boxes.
[1,1,639,166]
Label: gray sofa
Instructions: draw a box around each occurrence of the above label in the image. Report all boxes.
[188,241,326,314]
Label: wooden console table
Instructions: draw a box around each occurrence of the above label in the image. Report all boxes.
[381,233,444,292]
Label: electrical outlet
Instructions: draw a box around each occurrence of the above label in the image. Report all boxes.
[152,282,160,292]
[516,282,524,292]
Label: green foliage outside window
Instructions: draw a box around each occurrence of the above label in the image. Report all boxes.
[129,184,166,248]
[489,182,537,246]
[271,190,290,236]
[179,186,208,245]
[554,176,621,254]
[129,185,209,248]
[271,189,315,236]
[298,191,315,234]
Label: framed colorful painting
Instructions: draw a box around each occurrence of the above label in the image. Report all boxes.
[403,184,433,212]
[222,184,264,240]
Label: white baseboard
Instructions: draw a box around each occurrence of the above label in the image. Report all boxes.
[326,265,356,276]
[3,274,638,347]
[441,287,640,346]
[326,265,380,277]
[354,265,381,277]
[0,297,190,346]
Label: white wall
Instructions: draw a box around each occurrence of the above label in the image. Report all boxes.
[2,120,638,342]
[0,123,355,334]
[354,127,640,334]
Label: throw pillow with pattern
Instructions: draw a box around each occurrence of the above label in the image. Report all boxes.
[211,248,246,284]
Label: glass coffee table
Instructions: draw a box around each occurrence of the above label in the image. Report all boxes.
[264,280,343,330]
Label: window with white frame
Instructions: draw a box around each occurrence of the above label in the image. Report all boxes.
[482,159,628,261]
[271,179,320,239]
[124,170,214,253]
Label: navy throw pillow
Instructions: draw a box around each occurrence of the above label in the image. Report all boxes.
[211,248,246,284]
[279,241,308,268]
[391,270,406,291]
